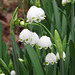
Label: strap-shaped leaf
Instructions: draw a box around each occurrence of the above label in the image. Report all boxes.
[18,60,29,75]
[10,0,23,33]
[10,33,20,75]
[0,58,10,75]
[26,44,44,75]
[69,40,75,75]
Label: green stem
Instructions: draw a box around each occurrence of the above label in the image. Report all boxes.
[39,23,55,41]
[22,0,26,21]
[25,23,44,31]
[26,23,55,41]
[71,3,74,42]
[60,59,64,75]
[35,0,40,7]
[18,0,23,8]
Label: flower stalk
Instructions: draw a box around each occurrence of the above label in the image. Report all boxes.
[35,0,41,7]
[25,23,55,41]
[60,59,64,75]
[71,1,74,42]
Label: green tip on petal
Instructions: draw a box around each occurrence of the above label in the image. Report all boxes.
[31,44,34,47]
[45,47,47,49]
[41,15,43,17]
[51,62,54,65]
[32,17,35,19]
[39,46,41,49]
[24,42,27,45]
[29,20,31,22]
[46,62,49,65]
[26,39,28,41]
[36,19,39,21]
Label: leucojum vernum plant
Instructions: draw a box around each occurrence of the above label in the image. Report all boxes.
[0,0,75,75]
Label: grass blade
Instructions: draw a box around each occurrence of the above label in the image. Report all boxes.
[0,58,10,75]
[53,0,61,34]
[69,40,75,75]
[10,33,20,75]
[26,44,44,75]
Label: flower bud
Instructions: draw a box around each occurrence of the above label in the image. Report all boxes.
[20,21,25,26]
[19,58,24,62]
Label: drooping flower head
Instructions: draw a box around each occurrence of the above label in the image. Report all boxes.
[10,70,16,75]
[56,51,66,61]
[0,73,5,75]
[30,32,39,47]
[62,0,75,5]
[62,0,67,6]
[45,53,56,65]
[19,29,31,44]
[37,36,52,49]
[26,6,46,23]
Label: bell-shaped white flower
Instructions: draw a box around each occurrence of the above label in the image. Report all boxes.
[37,8,46,20]
[37,36,52,49]
[19,29,31,44]
[45,53,56,65]
[26,6,46,23]
[67,0,71,3]
[27,6,38,23]
[62,0,67,6]
[0,73,5,75]
[30,32,39,47]
[56,51,66,61]
[10,70,16,75]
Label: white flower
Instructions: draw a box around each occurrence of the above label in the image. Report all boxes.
[37,36,52,49]
[62,0,75,5]
[45,53,56,65]
[10,70,16,75]
[0,73,5,75]
[30,32,39,47]
[26,6,46,23]
[67,0,71,3]
[56,51,66,61]
[19,29,31,44]
[62,0,67,6]
[37,8,46,20]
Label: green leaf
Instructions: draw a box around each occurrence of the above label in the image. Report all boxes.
[10,7,18,33]
[69,40,75,75]
[62,11,67,38]
[18,60,29,75]
[25,44,44,75]
[10,33,20,75]
[63,35,67,51]
[0,22,3,59]
[0,58,10,75]
[10,0,23,33]
[2,42,9,66]
[54,30,63,58]
[64,46,70,75]
[46,64,56,75]
[53,0,61,34]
